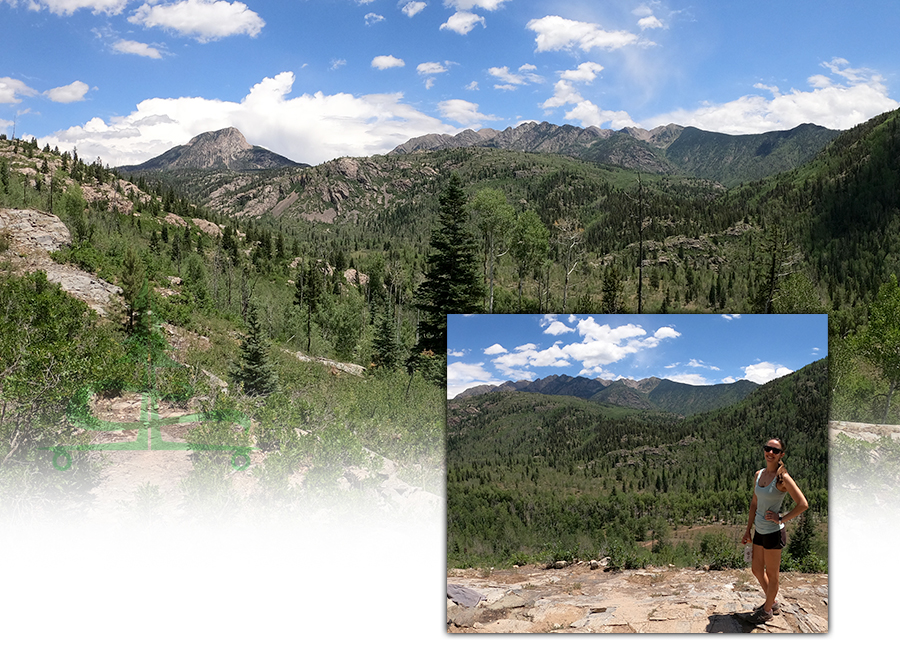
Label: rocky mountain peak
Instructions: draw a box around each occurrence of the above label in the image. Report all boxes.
[186,127,253,157]
[121,127,304,172]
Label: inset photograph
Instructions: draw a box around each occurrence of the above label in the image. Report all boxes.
[446,313,828,633]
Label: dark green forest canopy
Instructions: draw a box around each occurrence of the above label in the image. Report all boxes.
[446,359,828,565]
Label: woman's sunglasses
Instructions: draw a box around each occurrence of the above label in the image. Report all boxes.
[763,445,783,454]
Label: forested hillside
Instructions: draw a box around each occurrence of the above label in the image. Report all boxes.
[446,359,828,569]
[0,135,444,515]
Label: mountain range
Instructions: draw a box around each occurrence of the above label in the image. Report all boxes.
[390,121,840,187]
[454,373,759,417]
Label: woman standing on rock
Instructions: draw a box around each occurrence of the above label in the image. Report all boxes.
[741,437,809,624]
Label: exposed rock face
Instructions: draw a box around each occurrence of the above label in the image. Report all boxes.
[121,127,304,172]
[447,564,828,633]
[0,208,121,315]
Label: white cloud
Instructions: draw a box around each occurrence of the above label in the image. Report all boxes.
[487,65,544,90]
[722,314,742,321]
[44,80,90,103]
[447,0,507,9]
[492,343,570,376]
[129,0,265,43]
[572,102,634,128]
[527,15,639,53]
[741,361,793,384]
[664,373,710,386]
[365,12,384,25]
[560,62,604,83]
[687,358,720,371]
[330,59,347,70]
[543,320,575,336]
[447,362,500,398]
[112,39,163,59]
[642,58,898,133]
[371,55,406,69]
[484,317,682,381]
[401,1,426,17]
[0,77,38,104]
[448,349,467,357]
[483,343,507,355]
[440,11,485,35]
[542,62,633,129]
[637,15,663,30]
[418,62,448,75]
[437,98,500,127]
[13,0,127,14]
[34,71,457,166]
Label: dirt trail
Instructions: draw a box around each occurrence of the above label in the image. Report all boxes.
[448,563,827,633]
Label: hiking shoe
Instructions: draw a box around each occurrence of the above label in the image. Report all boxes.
[749,607,774,624]
[754,601,780,615]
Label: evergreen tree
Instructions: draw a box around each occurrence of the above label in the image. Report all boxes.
[372,299,401,370]
[120,245,146,331]
[230,303,277,397]
[414,173,483,355]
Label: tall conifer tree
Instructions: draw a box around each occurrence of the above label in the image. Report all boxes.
[414,173,483,355]
[230,303,277,397]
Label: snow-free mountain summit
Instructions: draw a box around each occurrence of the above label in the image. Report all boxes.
[121,127,305,172]
[455,373,759,417]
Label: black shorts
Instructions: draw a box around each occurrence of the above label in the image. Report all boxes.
[753,527,787,550]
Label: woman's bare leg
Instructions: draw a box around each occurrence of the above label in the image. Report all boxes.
[751,544,768,600]
[763,547,782,612]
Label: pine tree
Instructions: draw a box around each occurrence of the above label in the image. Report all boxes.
[230,303,277,397]
[414,173,483,355]
[372,299,401,370]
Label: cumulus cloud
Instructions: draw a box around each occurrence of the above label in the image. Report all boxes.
[129,0,265,43]
[541,61,633,129]
[741,361,793,384]
[483,343,507,355]
[542,84,635,129]
[440,11,485,35]
[112,39,164,59]
[487,65,544,91]
[492,343,570,377]
[33,71,457,166]
[637,15,663,30]
[663,373,710,386]
[486,318,681,380]
[417,62,448,75]
[641,58,898,133]
[560,62,605,82]
[371,55,405,69]
[0,77,38,104]
[401,1,426,17]
[447,362,501,398]
[437,98,500,127]
[44,81,90,103]
[365,12,384,25]
[542,317,575,336]
[527,15,639,53]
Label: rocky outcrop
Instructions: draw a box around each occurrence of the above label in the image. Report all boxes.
[0,208,121,315]
[448,564,828,633]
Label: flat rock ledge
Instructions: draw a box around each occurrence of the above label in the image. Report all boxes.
[447,564,827,634]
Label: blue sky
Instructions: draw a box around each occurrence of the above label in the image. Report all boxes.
[2,1,898,167]
[447,313,828,398]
